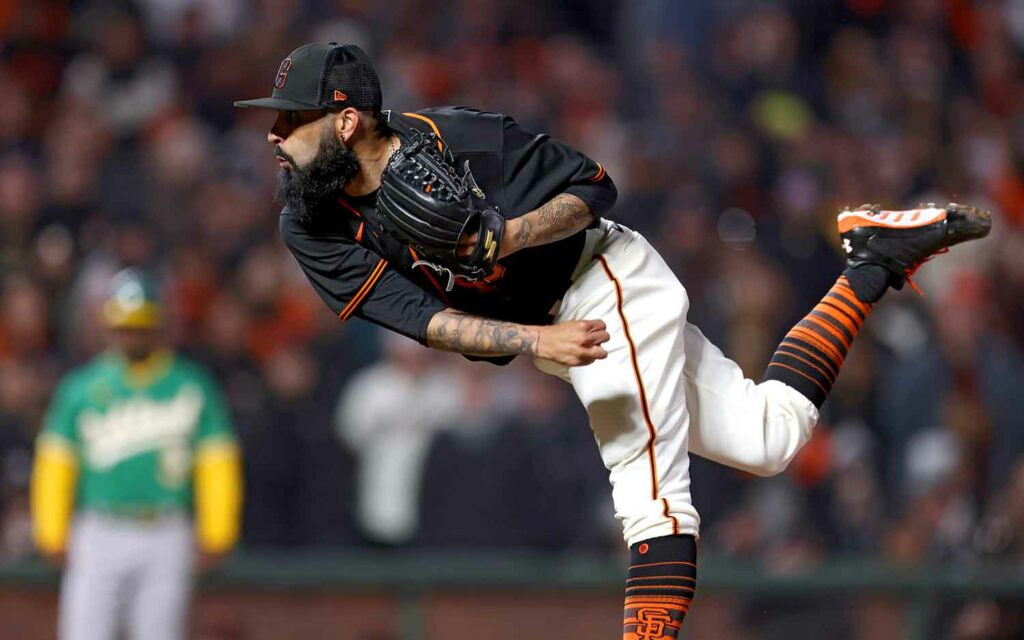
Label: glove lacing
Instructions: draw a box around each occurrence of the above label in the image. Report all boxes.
[411,259,457,292]
[389,129,467,203]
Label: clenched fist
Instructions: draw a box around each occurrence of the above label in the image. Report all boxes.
[537,319,610,367]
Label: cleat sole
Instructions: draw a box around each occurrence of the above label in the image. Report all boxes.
[945,203,991,245]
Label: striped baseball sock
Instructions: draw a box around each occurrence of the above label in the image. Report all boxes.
[623,535,697,640]
[764,273,874,407]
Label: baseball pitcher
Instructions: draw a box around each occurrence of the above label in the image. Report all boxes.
[236,43,990,638]
[30,268,243,640]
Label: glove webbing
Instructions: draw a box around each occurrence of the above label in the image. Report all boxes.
[389,130,466,203]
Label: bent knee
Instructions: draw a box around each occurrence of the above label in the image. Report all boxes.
[756,381,820,477]
[746,454,794,477]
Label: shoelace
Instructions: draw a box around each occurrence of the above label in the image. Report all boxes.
[903,246,948,296]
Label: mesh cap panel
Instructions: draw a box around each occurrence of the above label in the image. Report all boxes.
[317,44,382,110]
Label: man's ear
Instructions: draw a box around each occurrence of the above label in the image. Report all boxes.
[332,107,361,144]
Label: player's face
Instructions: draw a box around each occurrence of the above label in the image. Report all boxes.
[268,110,332,171]
[112,327,161,362]
[272,112,361,222]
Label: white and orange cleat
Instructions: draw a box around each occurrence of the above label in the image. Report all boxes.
[838,203,992,291]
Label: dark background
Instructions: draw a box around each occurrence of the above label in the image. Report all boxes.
[1,1,1023,638]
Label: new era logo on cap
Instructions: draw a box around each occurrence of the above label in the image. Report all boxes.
[333,89,347,102]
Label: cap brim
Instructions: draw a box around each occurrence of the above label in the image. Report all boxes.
[233,97,323,111]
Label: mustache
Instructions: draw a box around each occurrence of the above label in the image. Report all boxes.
[275,146,299,171]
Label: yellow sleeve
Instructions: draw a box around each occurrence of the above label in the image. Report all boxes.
[30,436,78,555]
[194,439,243,554]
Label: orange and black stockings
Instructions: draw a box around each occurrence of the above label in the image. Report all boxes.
[623,535,697,640]
[763,265,888,407]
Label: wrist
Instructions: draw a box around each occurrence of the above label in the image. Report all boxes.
[534,325,549,359]
[499,218,522,260]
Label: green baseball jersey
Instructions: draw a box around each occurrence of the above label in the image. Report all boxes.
[39,350,236,513]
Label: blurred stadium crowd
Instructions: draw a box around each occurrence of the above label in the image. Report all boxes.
[1,0,1023,592]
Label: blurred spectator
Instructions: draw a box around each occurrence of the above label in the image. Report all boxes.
[418,365,615,550]
[62,5,178,138]
[335,332,464,545]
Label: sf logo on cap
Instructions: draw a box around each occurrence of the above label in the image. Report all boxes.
[274,58,293,89]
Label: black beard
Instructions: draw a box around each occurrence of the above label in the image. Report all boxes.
[274,129,360,224]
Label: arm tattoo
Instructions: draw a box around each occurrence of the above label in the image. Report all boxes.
[517,193,593,250]
[515,215,534,253]
[427,309,540,357]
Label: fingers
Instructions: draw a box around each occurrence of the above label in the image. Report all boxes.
[568,320,610,366]
[544,318,612,367]
[577,320,609,359]
[565,346,607,367]
[575,318,608,340]
[456,232,479,258]
[587,345,608,360]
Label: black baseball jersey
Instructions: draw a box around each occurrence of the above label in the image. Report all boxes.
[280,107,618,351]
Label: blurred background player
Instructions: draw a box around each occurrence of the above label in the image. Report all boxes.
[29,268,243,640]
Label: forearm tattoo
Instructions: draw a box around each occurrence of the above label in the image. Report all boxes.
[427,309,540,357]
[516,194,593,251]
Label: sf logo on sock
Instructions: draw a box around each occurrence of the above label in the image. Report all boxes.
[634,606,673,639]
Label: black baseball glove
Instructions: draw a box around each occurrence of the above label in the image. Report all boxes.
[376,129,505,290]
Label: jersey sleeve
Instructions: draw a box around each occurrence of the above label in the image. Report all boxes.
[39,375,82,451]
[280,212,447,343]
[31,447,78,554]
[33,374,81,554]
[192,368,236,447]
[500,115,618,217]
[188,366,242,554]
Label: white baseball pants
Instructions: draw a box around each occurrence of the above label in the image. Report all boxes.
[535,220,819,546]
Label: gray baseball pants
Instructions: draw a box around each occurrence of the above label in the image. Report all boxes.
[59,512,194,640]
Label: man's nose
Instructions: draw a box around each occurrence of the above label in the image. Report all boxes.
[267,130,284,145]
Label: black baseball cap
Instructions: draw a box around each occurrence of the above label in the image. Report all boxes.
[234,43,382,112]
